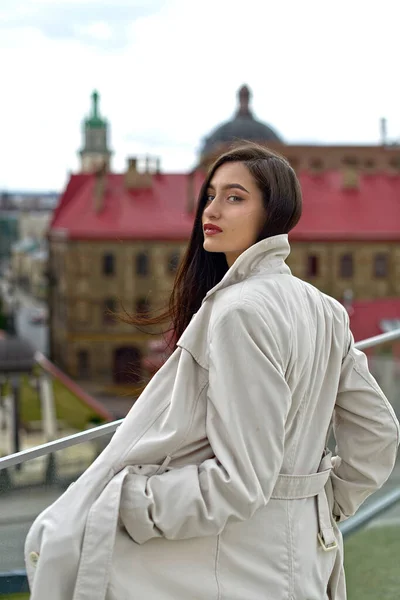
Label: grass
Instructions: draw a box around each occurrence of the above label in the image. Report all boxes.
[2,372,107,432]
[344,525,400,599]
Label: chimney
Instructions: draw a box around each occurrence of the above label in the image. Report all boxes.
[93,162,107,213]
[380,117,387,146]
[342,167,359,189]
[342,157,359,190]
[128,157,137,171]
[125,156,152,189]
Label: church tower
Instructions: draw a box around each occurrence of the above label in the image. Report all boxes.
[79,90,112,173]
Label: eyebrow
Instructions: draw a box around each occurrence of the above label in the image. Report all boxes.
[207,183,250,194]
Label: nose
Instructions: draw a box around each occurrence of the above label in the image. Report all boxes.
[203,197,221,220]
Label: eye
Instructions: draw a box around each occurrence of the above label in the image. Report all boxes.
[227,195,243,203]
[205,194,215,204]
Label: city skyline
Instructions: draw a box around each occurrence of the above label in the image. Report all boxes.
[1,0,400,191]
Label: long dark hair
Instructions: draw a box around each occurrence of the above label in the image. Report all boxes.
[122,142,302,347]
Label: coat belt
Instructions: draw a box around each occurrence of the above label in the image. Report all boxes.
[73,456,337,599]
[271,452,338,551]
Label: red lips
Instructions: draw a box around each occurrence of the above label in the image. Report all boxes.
[203,223,223,233]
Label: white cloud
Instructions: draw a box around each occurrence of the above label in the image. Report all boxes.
[1,0,400,190]
[74,21,114,41]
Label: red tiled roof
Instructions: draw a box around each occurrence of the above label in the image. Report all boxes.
[50,173,89,230]
[348,298,400,342]
[50,171,204,241]
[51,170,400,241]
[291,172,400,241]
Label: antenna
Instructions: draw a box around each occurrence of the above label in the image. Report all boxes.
[380,117,387,145]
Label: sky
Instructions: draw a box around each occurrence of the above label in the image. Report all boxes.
[1,0,400,192]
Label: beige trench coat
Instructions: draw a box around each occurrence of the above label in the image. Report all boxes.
[25,234,399,600]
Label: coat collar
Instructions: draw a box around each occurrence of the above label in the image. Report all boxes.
[202,234,292,304]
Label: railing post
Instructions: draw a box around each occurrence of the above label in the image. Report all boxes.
[0,394,13,490]
[38,373,58,485]
[39,373,57,442]
[2,394,13,457]
[0,378,13,490]
[10,377,21,471]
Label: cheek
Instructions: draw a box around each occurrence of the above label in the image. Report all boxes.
[232,209,265,236]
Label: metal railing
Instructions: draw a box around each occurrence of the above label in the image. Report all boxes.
[341,488,400,538]
[0,348,113,472]
[0,327,400,543]
[34,350,113,422]
[1,327,400,473]
[0,327,399,596]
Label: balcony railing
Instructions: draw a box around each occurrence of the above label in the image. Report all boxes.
[1,327,399,472]
[0,327,399,597]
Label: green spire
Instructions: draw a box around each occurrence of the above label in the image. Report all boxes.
[92,90,99,118]
[85,90,107,129]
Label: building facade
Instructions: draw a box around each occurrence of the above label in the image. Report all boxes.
[200,85,400,176]
[0,214,18,269]
[9,211,52,299]
[47,89,400,391]
[49,237,186,389]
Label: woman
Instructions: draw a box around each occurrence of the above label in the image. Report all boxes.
[25,143,399,600]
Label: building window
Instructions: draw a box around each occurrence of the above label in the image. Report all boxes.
[340,254,353,278]
[136,297,151,316]
[103,297,116,324]
[77,350,90,379]
[343,156,358,167]
[306,255,319,277]
[374,253,388,278]
[310,158,323,172]
[136,252,149,277]
[103,253,115,276]
[167,251,180,274]
[389,156,400,170]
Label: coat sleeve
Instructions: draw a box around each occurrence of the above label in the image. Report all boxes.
[119,301,291,543]
[331,322,400,522]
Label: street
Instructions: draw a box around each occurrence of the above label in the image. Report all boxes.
[0,486,62,571]
[15,289,48,356]
[1,282,48,355]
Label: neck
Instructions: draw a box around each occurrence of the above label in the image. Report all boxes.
[225,251,240,268]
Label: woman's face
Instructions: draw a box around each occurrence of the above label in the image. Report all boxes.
[202,161,267,267]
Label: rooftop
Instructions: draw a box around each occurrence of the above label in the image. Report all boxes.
[201,85,283,158]
[51,169,400,242]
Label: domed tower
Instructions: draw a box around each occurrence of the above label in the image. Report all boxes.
[200,85,283,164]
[79,90,112,173]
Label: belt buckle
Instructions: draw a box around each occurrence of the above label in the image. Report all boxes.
[318,533,338,552]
